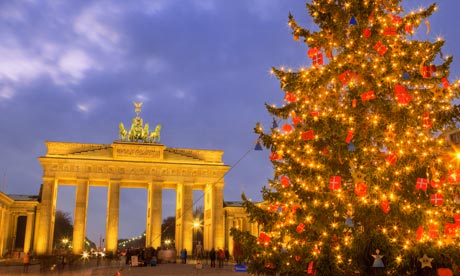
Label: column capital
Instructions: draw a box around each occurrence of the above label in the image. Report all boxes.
[42,176,55,182]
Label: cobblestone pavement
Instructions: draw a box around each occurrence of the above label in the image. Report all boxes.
[0,259,248,276]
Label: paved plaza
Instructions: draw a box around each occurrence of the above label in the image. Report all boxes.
[0,259,247,276]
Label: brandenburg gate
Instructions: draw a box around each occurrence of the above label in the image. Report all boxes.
[35,103,230,255]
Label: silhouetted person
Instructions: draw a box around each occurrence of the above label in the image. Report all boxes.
[23,252,30,273]
[180,248,187,264]
[209,248,216,268]
[217,248,225,268]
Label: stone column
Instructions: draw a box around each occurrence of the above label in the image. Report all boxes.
[175,182,193,253]
[23,212,34,253]
[73,178,89,254]
[146,182,162,248]
[106,179,120,254]
[36,177,58,255]
[0,207,6,257]
[212,182,225,250]
[227,216,234,257]
[182,182,193,254]
[203,181,224,250]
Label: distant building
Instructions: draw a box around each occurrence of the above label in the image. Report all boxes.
[0,193,39,257]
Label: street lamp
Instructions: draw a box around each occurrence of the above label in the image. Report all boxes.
[165,239,171,249]
[62,238,69,249]
[193,220,202,260]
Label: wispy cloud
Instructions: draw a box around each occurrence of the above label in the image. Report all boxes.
[0,45,47,83]
[57,49,95,84]
[0,86,14,100]
[73,3,122,53]
[76,99,99,113]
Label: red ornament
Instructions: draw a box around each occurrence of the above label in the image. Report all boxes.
[329,176,341,190]
[321,147,328,155]
[423,112,431,129]
[310,111,319,117]
[307,48,323,67]
[258,232,270,244]
[296,223,305,233]
[282,124,293,133]
[292,114,302,125]
[292,205,299,214]
[361,90,375,101]
[295,255,301,262]
[442,77,450,88]
[381,200,391,213]
[307,261,315,275]
[339,70,353,85]
[280,175,290,188]
[363,28,371,38]
[352,99,357,108]
[268,203,279,212]
[448,170,460,184]
[284,91,297,102]
[269,152,281,161]
[373,41,387,56]
[428,224,438,239]
[345,130,354,144]
[307,47,319,58]
[383,27,396,36]
[301,130,315,140]
[437,268,453,276]
[444,223,457,236]
[430,178,442,189]
[421,65,436,78]
[395,85,412,104]
[386,152,397,166]
[312,53,323,66]
[416,226,424,241]
[430,194,443,205]
[391,15,402,25]
[454,214,460,225]
[416,178,428,191]
[354,182,367,197]
[405,24,413,34]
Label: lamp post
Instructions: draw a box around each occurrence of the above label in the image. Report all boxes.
[193,221,199,258]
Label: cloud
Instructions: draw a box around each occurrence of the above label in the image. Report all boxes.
[57,49,95,83]
[73,3,122,53]
[0,45,46,83]
[76,99,99,113]
[0,86,14,100]
[135,94,150,102]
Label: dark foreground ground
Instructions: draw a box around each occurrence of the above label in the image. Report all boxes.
[0,258,247,276]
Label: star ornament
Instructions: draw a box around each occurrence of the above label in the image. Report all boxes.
[419,254,433,269]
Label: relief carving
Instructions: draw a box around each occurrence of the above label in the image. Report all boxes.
[116,148,161,158]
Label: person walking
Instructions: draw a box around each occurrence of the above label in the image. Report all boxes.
[209,248,216,268]
[23,252,30,273]
[217,248,225,268]
[180,248,187,264]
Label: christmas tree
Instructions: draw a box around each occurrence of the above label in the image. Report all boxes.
[234,1,460,275]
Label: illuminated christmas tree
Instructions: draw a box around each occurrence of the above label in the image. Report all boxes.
[236,1,460,275]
